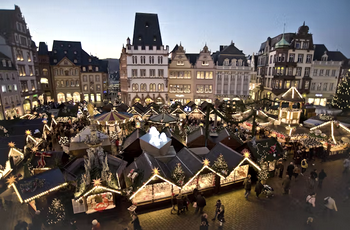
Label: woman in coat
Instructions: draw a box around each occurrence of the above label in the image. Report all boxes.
[255,180,264,198]
[217,205,225,226]
[200,213,209,230]
[131,214,142,230]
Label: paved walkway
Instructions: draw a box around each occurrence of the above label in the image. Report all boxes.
[73,158,350,230]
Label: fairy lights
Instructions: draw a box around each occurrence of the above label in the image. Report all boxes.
[331,121,337,144]
[310,121,331,130]
[76,185,121,202]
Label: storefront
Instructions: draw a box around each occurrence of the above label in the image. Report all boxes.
[23,99,31,113]
[306,93,330,106]
[32,95,39,108]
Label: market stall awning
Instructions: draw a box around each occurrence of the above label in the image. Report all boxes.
[149,113,178,124]
[71,126,109,143]
[310,120,350,144]
[95,111,131,123]
[9,168,67,203]
[279,87,304,103]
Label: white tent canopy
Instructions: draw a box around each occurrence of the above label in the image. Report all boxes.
[71,127,109,143]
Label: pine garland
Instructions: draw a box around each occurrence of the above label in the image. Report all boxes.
[212,154,229,176]
[47,198,65,225]
[171,163,185,186]
[332,77,350,110]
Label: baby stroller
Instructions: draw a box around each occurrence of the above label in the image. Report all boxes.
[262,184,274,198]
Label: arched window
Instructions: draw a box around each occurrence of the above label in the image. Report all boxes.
[224,59,229,66]
[231,59,237,66]
[141,83,147,92]
[75,69,78,75]
[158,83,164,92]
[76,80,79,86]
[60,68,63,75]
[132,83,139,92]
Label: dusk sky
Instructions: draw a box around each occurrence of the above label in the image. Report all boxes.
[1,0,349,59]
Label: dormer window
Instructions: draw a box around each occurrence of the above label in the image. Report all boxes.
[238,59,243,66]
[88,66,92,71]
[89,58,92,63]
[223,59,229,66]
[2,59,6,67]
[145,23,149,28]
[177,61,184,66]
[64,51,67,54]
[53,59,57,63]
[232,59,237,66]
[303,42,309,49]
[64,60,68,65]
[74,51,77,54]
[153,36,156,42]
[54,50,57,54]
[61,44,63,47]
[8,61,12,67]
[95,67,99,71]
[68,44,71,48]
[202,61,209,66]
[138,36,142,41]
[82,67,86,71]
[74,59,77,63]
[295,42,301,49]
[321,55,328,61]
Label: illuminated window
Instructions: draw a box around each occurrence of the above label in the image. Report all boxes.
[96,93,101,102]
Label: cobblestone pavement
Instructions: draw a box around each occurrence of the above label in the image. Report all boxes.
[2,157,349,230]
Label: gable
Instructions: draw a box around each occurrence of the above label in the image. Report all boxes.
[57,57,75,66]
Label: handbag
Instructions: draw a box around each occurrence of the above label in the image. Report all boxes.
[193,202,197,208]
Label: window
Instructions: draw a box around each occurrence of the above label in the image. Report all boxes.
[196,85,204,93]
[205,72,213,79]
[53,59,57,63]
[322,56,327,61]
[149,56,154,64]
[96,93,101,102]
[27,52,31,62]
[74,59,77,63]
[323,83,328,91]
[132,84,139,92]
[2,59,6,67]
[313,69,318,76]
[18,65,26,76]
[31,80,35,91]
[197,71,204,79]
[158,69,164,77]
[149,83,156,92]
[16,50,23,61]
[325,69,330,76]
[96,84,101,91]
[223,59,229,66]
[2,85,6,92]
[13,84,17,91]
[319,69,324,76]
[89,75,93,82]
[270,55,272,64]
[184,85,191,93]
[8,61,12,67]
[95,67,99,71]
[331,70,336,76]
[278,55,282,62]
[268,67,271,76]
[295,42,301,49]
[288,68,293,76]
[306,54,312,63]
[238,59,243,66]
[298,54,304,63]
[149,69,155,77]
[140,69,146,77]
[76,80,79,87]
[158,56,163,64]
[158,83,164,92]
[296,67,302,76]
[273,55,276,63]
[294,81,299,89]
[303,42,309,49]
[305,81,309,89]
[20,36,27,46]
[205,85,212,93]
[66,80,69,87]
[95,75,100,82]
[132,69,137,77]
[21,81,28,92]
[141,56,145,64]
[82,67,86,71]
[304,67,310,77]
[42,68,48,76]
[71,80,74,87]
[140,83,147,91]
[88,66,92,71]
[88,58,92,63]
[83,85,88,91]
[202,61,209,66]
[177,61,184,66]
[284,81,291,89]
[329,83,334,91]
[83,75,87,82]
[316,83,322,91]
[84,94,89,101]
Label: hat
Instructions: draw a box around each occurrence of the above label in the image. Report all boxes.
[92,219,98,225]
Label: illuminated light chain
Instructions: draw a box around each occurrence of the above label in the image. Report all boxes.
[22,182,68,203]
[331,121,337,144]
[11,184,23,203]
[310,121,332,130]
[76,185,121,202]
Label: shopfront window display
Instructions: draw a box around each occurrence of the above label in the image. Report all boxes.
[220,165,249,185]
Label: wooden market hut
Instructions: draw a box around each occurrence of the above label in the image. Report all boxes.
[188,106,205,119]
[0,140,25,179]
[162,127,186,152]
[210,128,243,150]
[187,127,215,149]
[115,103,129,113]
[148,113,178,124]
[170,106,187,119]
[30,151,69,174]
[121,128,146,163]
[124,152,180,205]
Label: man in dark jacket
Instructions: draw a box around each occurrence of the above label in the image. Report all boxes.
[195,193,206,214]
[287,162,295,180]
[282,175,291,194]
[177,195,184,215]
[243,175,252,199]
[318,169,327,189]
[255,180,264,198]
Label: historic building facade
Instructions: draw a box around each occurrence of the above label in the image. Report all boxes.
[168,44,196,104]
[37,42,53,103]
[308,44,346,106]
[0,5,40,112]
[212,42,251,101]
[0,52,22,119]
[255,23,314,100]
[120,13,169,106]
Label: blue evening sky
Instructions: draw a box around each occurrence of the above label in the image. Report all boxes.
[1,0,349,59]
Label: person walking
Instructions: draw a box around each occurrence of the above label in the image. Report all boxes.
[287,162,295,180]
[212,200,221,221]
[217,205,225,226]
[301,158,308,175]
[177,195,184,215]
[293,165,300,181]
[195,193,206,214]
[243,175,252,199]
[200,213,209,230]
[305,193,316,214]
[323,196,337,218]
[92,219,101,230]
[255,180,264,199]
[131,214,142,230]
[343,157,350,174]
[182,195,189,212]
[282,175,291,194]
[309,169,318,190]
[318,169,327,189]
[115,138,120,153]
[170,193,177,214]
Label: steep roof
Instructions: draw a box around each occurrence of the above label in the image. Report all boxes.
[50,40,83,65]
[132,13,163,48]
[185,53,199,66]
[0,52,16,71]
[313,44,328,60]
[259,33,295,53]
[213,43,247,65]
[38,42,49,55]
[327,51,347,61]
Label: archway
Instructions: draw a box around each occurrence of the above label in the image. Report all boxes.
[156,96,164,105]
[23,99,31,113]
[57,92,65,103]
[134,97,141,104]
[73,92,81,102]
[66,93,73,102]
[145,98,153,105]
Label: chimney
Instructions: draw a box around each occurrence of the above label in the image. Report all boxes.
[220,45,224,51]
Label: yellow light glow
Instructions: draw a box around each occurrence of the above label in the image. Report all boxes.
[25,130,31,135]
[244,152,250,158]
[153,168,159,175]
[23,182,68,203]
[331,121,337,144]
[8,142,15,148]
[11,184,23,203]
[310,121,331,130]
[77,185,121,202]
[203,158,210,166]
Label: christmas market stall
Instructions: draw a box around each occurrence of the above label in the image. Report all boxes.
[162,127,186,152]
[5,168,68,207]
[142,106,159,120]
[124,152,180,205]
[121,128,146,163]
[187,106,205,119]
[204,143,261,188]
[127,106,143,119]
[30,149,69,175]
[67,146,127,214]
[310,120,350,155]
[187,127,215,149]
[209,128,243,151]
[170,105,187,119]
[0,142,24,179]
[148,113,178,125]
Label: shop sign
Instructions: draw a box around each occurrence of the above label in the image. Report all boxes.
[33,94,38,97]
[25,96,30,99]
[315,94,323,97]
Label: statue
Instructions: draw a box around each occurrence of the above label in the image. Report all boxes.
[87,103,95,117]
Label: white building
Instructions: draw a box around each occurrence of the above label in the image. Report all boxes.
[308,44,346,106]
[120,13,168,106]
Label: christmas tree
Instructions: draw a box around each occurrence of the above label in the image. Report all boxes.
[171,163,185,186]
[47,198,65,225]
[212,154,229,176]
[332,77,350,110]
